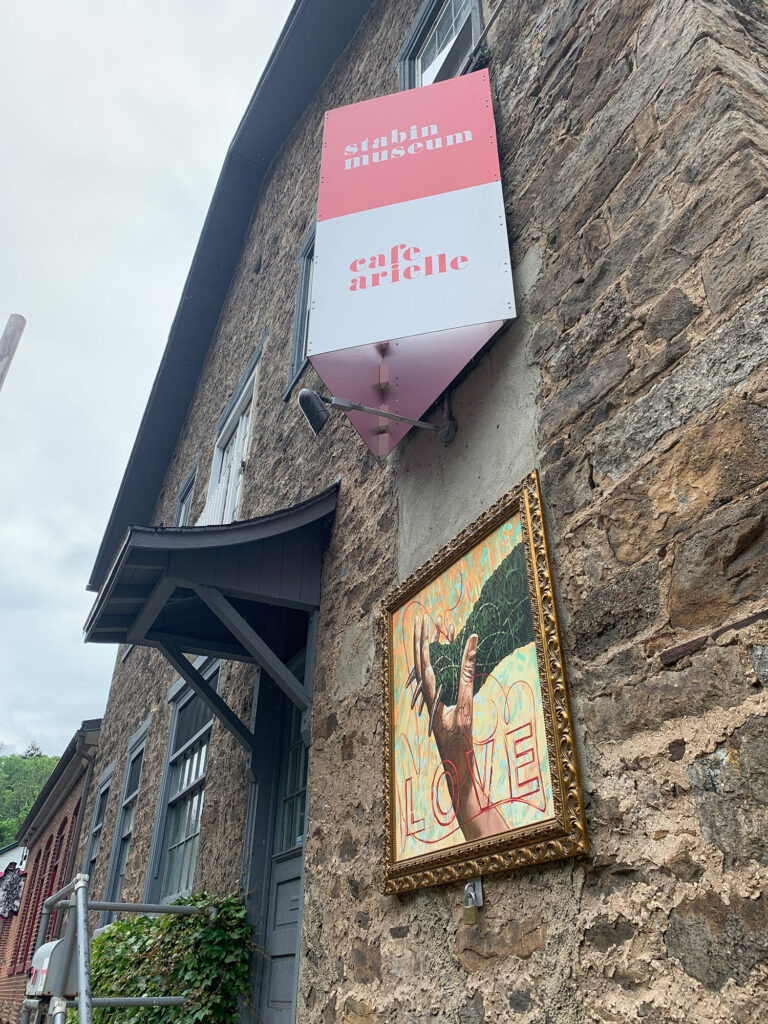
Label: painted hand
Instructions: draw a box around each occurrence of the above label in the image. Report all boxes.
[411,614,508,842]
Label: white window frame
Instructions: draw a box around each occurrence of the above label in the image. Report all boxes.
[173,454,200,527]
[198,371,256,526]
[283,225,315,401]
[394,0,483,90]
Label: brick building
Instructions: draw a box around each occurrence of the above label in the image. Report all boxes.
[76,1,768,1022]
[0,722,100,1024]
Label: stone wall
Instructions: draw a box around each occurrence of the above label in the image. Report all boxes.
[80,0,768,1022]
[293,1,768,1021]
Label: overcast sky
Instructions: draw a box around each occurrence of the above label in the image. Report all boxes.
[0,0,294,755]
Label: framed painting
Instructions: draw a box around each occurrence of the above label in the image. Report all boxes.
[382,470,588,893]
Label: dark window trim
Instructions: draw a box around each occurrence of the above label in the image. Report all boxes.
[144,661,218,904]
[101,717,151,921]
[283,224,316,402]
[393,0,484,90]
[215,331,268,437]
[81,761,115,877]
[173,453,201,527]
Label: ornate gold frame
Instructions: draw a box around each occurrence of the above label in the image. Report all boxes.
[382,470,588,893]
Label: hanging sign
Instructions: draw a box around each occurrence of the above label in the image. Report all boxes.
[308,70,515,456]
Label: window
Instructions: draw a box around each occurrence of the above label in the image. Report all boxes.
[83,764,114,885]
[11,809,77,971]
[276,704,309,853]
[146,665,218,903]
[102,723,148,920]
[12,840,50,972]
[108,751,142,904]
[48,813,78,938]
[199,384,253,526]
[394,0,483,90]
[284,226,315,401]
[12,848,41,973]
[173,455,200,527]
[102,720,148,921]
[198,338,265,526]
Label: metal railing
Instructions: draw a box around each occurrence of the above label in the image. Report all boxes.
[20,873,214,1024]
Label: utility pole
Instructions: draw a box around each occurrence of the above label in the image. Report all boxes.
[0,314,26,393]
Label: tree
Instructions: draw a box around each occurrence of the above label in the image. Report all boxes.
[0,748,59,847]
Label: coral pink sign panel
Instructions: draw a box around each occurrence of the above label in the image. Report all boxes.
[317,70,500,221]
[308,71,515,457]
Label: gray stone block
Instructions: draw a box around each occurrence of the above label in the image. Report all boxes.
[688,714,768,868]
[643,288,700,342]
[568,559,660,660]
[591,286,768,479]
[665,891,768,989]
[703,198,768,314]
[749,645,768,685]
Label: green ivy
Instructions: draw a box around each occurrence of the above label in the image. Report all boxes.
[68,893,252,1024]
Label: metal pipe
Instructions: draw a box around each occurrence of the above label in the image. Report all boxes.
[61,737,97,932]
[34,877,78,952]
[43,878,78,910]
[0,314,26,393]
[49,996,68,1024]
[62,996,187,1007]
[328,396,440,431]
[91,997,187,1008]
[86,900,208,916]
[74,875,93,1024]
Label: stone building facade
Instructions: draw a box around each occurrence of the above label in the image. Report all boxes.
[77,1,768,1022]
[0,722,100,1024]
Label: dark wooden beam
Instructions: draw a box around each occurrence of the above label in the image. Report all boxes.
[157,640,258,754]
[193,584,310,712]
[110,583,154,603]
[127,577,178,644]
[146,632,250,662]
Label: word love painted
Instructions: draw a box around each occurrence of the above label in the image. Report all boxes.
[349,243,468,291]
[402,719,546,841]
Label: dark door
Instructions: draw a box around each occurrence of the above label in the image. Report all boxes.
[258,702,308,1023]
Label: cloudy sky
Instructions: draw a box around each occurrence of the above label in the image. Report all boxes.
[0,0,294,754]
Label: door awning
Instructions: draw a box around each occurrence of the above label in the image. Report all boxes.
[84,485,338,751]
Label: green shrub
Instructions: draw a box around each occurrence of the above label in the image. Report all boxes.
[69,893,251,1023]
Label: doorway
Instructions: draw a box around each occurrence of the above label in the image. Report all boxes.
[244,657,308,1024]
[259,701,308,1021]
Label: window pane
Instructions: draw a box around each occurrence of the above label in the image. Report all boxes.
[94,788,109,826]
[164,843,181,900]
[116,836,130,881]
[162,783,206,898]
[276,705,309,853]
[175,694,213,752]
[418,0,472,85]
[126,750,143,797]
[121,799,136,839]
[295,790,306,846]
